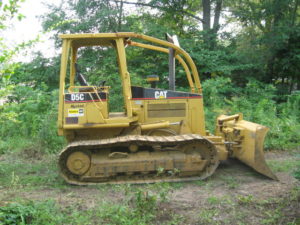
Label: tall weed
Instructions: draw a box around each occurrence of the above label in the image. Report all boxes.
[203,77,300,150]
[0,86,65,154]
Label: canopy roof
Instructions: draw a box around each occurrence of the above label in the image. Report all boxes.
[59,32,202,93]
[59,32,135,48]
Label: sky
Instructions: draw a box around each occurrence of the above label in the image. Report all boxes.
[5,0,62,61]
[4,0,235,62]
[5,0,137,61]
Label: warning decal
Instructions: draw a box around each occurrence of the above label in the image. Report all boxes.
[68,108,84,117]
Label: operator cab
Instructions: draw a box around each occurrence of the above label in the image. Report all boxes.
[70,62,125,119]
[58,33,204,135]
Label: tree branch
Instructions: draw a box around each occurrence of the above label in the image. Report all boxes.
[113,0,204,23]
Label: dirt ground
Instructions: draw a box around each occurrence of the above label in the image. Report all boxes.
[0,151,299,225]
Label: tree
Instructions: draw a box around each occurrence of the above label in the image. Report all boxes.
[229,0,300,91]
[201,0,223,48]
[0,0,25,123]
[119,0,224,48]
[0,0,24,87]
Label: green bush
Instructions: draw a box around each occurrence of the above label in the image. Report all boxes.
[202,77,300,150]
[0,86,65,154]
[0,76,298,154]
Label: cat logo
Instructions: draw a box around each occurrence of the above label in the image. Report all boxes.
[154,91,168,99]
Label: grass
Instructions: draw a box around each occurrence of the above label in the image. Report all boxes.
[267,158,300,173]
[257,187,300,225]
[0,157,61,190]
[161,214,184,225]
[237,194,253,204]
[221,175,240,189]
[193,177,216,189]
[0,187,177,225]
[0,154,185,224]
[199,187,300,225]
[0,137,34,155]
[0,200,99,225]
[0,144,299,224]
[198,208,220,225]
[207,196,221,205]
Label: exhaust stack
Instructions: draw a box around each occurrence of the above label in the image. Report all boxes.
[165,33,180,91]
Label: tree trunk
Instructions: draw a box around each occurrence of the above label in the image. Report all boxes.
[291,0,299,26]
[117,0,123,31]
[213,0,222,32]
[211,0,222,49]
[202,0,211,31]
[202,0,211,48]
[266,0,283,83]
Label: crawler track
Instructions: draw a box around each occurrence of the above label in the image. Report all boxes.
[59,134,219,185]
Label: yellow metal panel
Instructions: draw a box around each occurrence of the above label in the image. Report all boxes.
[188,98,206,135]
[131,100,145,122]
[86,103,106,123]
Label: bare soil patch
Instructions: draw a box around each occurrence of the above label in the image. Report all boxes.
[0,151,299,224]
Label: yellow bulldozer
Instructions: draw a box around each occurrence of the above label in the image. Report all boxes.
[57,32,277,184]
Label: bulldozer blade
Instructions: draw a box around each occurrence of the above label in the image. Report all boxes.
[232,120,278,180]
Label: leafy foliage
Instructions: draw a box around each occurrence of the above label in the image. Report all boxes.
[0,86,65,153]
[203,77,300,150]
[0,0,299,155]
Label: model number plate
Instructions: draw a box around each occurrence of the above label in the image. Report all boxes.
[70,93,85,101]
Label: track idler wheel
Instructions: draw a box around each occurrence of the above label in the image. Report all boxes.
[66,151,91,175]
[180,140,219,179]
